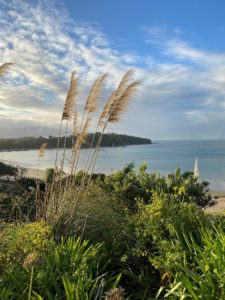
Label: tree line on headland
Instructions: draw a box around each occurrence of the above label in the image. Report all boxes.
[0,133,151,150]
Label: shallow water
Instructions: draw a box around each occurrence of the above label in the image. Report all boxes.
[1,140,225,191]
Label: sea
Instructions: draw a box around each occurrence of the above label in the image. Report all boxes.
[1,140,225,191]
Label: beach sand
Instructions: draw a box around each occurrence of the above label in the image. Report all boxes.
[3,164,225,214]
[204,195,225,214]
[23,168,46,180]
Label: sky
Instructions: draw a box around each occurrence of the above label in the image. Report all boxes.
[1,0,225,140]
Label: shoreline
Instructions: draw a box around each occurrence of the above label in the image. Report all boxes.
[1,165,225,214]
[3,162,225,191]
[23,168,46,180]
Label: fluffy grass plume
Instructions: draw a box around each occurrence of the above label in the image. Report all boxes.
[105,287,125,300]
[99,69,135,125]
[108,80,141,123]
[85,74,107,113]
[0,63,14,78]
[38,143,47,158]
[62,71,78,120]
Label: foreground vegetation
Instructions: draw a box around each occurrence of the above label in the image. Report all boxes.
[1,67,224,299]
[1,162,223,299]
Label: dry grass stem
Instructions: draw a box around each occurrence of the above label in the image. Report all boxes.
[73,111,79,137]
[62,71,78,120]
[73,116,91,153]
[47,69,141,224]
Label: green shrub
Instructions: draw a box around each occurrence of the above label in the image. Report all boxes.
[161,224,225,299]
[51,184,133,258]
[132,193,206,272]
[0,221,52,272]
[166,169,214,207]
[0,162,18,177]
[100,163,214,209]
[0,236,121,300]
[117,193,207,299]
[45,168,54,184]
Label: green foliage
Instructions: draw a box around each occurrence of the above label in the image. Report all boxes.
[52,184,133,258]
[0,235,121,300]
[162,223,225,299]
[133,193,206,272]
[0,222,52,272]
[0,179,38,221]
[100,163,214,208]
[0,162,18,177]
[118,194,206,299]
[166,169,213,207]
[0,163,221,299]
[0,191,34,221]
[45,168,54,184]
[16,177,37,190]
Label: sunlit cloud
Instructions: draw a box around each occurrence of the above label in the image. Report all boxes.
[0,2,225,139]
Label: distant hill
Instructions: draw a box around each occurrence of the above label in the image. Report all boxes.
[0,133,151,150]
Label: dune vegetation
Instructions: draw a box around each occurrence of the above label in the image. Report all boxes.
[0,67,225,299]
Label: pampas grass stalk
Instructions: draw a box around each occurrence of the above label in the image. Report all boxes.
[70,74,107,176]
[54,71,78,171]
[84,70,135,177]
[37,143,47,176]
[70,116,92,175]
[46,70,141,227]
[84,72,140,187]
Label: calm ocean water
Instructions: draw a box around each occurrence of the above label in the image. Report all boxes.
[1,140,225,190]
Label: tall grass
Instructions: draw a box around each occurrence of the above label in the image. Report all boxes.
[46,70,141,231]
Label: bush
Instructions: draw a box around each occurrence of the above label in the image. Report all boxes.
[45,168,54,184]
[0,220,122,299]
[166,169,214,207]
[51,184,133,258]
[100,163,214,209]
[0,162,18,177]
[0,222,52,273]
[132,193,206,272]
[0,191,36,221]
[162,223,225,299]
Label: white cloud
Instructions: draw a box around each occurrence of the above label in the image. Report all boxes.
[0,0,142,138]
[0,3,225,140]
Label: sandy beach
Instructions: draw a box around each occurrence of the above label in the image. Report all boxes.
[23,168,46,180]
[2,163,225,214]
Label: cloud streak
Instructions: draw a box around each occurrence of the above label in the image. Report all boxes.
[0,2,225,140]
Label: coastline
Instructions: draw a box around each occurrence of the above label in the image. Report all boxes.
[1,164,225,214]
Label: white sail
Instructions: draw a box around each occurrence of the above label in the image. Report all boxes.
[194,157,199,177]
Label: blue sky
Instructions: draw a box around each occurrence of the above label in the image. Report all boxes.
[0,0,225,140]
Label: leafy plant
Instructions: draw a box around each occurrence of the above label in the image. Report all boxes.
[100,164,214,209]
[0,236,122,300]
[0,222,52,272]
[160,223,225,299]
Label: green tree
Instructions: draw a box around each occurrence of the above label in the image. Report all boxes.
[0,162,18,177]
